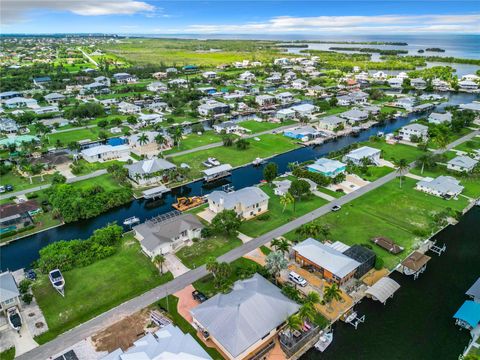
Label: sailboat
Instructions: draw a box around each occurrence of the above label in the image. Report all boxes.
[49,269,65,297]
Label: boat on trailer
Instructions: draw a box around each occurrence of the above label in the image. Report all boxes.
[49,269,65,297]
[314,329,333,352]
[7,307,22,332]
[123,216,140,226]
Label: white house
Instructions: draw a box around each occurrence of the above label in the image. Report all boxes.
[168,78,188,88]
[318,115,347,131]
[198,100,230,116]
[125,157,176,185]
[447,155,478,173]
[202,71,218,80]
[113,72,137,84]
[208,186,269,220]
[291,79,308,90]
[387,78,403,89]
[459,80,478,91]
[416,176,464,199]
[239,71,256,82]
[255,95,276,107]
[147,81,167,92]
[462,74,480,82]
[44,92,65,105]
[372,71,387,80]
[343,146,381,165]
[81,144,130,163]
[275,92,294,104]
[4,97,38,109]
[212,121,242,134]
[398,123,429,142]
[340,108,369,124]
[428,112,452,125]
[118,101,141,114]
[276,108,296,120]
[290,103,316,117]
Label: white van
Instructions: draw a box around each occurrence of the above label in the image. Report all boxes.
[288,271,307,287]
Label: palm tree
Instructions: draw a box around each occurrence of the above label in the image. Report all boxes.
[319,224,331,240]
[436,133,450,150]
[279,192,294,213]
[206,257,219,279]
[138,133,149,146]
[272,238,290,255]
[284,314,303,345]
[323,283,342,310]
[296,222,321,239]
[304,291,321,307]
[298,303,316,323]
[155,134,166,153]
[396,158,409,188]
[153,254,166,274]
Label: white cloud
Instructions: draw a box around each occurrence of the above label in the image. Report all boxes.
[183,14,480,34]
[1,0,156,24]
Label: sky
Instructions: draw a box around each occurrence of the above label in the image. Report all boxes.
[1,0,480,35]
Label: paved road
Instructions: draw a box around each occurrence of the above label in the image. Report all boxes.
[16,130,478,360]
[78,47,98,67]
[166,123,298,158]
[0,170,107,200]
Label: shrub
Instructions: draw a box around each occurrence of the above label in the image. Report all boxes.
[18,279,31,294]
[374,257,384,270]
[21,293,33,305]
[256,213,270,221]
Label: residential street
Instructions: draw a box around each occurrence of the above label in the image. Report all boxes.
[16,130,479,360]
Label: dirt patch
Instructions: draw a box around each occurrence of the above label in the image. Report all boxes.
[92,309,154,353]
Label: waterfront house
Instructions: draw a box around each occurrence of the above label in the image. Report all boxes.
[275,92,294,104]
[101,324,211,360]
[433,79,450,91]
[340,108,369,124]
[462,74,480,82]
[283,126,320,141]
[290,103,316,117]
[459,102,480,112]
[212,121,242,134]
[198,100,230,116]
[459,80,479,91]
[411,78,427,90]
[208,186,269,220]
[292,238,360,285]
[133,213,203,257]
[398,123,429,142]
[0,272,21,314]
[255,95,276,107]
[428,112,452,125]
[81,144,130,163]
[343,146,381,165]
[276,108,296,120]
[318,115,347,131]
[44,92,65,105]
[447,155,478,173]
[190,274,299,360]
[125,157,176,185]
[307,158,346,177]
[466,278,480,302]
[0,200,40,234]
[394,97,416,111]
[415,176,464,199]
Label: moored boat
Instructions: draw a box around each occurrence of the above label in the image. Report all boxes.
[314,329,333,352]
[123,216,140,226]
[49,269,65,296]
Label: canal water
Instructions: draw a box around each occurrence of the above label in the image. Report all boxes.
[0,92,477,271]
[302,206,480,360]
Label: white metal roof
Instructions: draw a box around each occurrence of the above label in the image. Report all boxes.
[365,277,401,304]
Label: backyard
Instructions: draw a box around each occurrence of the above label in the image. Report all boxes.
[239,119,296,133]
[33,235,173,343]
[361,139,425,164]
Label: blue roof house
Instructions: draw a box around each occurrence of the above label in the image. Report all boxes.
[307,158,346,177]
[453,300,480,330]
[283,126,320,141]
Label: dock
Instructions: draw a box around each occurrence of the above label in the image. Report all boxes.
[202,163,233,182]
[142,185,170,199]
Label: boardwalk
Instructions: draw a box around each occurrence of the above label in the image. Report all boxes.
[16,130,478,360]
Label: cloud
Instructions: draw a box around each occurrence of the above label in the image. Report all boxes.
[184,14,480,34]
[1,0,156,24]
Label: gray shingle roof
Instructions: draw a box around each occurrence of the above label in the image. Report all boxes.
[0,272,19,303]
[208,187,269,209]
[190,274,299,358]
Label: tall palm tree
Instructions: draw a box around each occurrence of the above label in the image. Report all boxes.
[298,303,316,324]
[436,133,450,150]
[323,283,342,310]
[280,192,294,213]
[272,238,290,255]
[153,254,166,274]
[155,134,166,154]
[396,158,409,188]
[206,257,219,279]
[304,291,321,307]
[138,133,149,146]
[284,314,303,345]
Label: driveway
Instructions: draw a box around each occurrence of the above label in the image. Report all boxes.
[173,285,198,323]
[13,325,38,357]
[164,254,190,277]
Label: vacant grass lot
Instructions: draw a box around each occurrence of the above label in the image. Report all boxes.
[428,128,474,149]
[239,120,296,133]
[164,131,224,155]
[33,235,173,344]
[361,140,425,164]
[0,171,54,191]
[175,235,242,268]
[170,133,299,179]
[350,165,394,182]
[286,177,469,269]
[454,136,480,154]
[71,173,125,192]
[47,127,102,144]
[71,159,125,176]
[239,184,328,237]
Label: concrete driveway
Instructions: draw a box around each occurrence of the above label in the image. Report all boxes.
[164,254,190,277]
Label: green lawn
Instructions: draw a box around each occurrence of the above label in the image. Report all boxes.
[71,159,125,176]
[428,128,474,149]
[157,296,223,360]
[0,212,62,244]
[70,174,125,192]
[285,177,469,269]
[164,131,224,155]
[0,171,54,191]
[175,235,243,268]
[169,133,299,179]
[349,165,394,182]
[239,120,296,133]
[361,140,425,164]
[239,184,328,238]
[0,347,15,360]
[47,127,102,144]
[454,137,480,154]
[33,235,173,344]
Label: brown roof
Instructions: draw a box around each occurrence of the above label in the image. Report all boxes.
[401,251,431,272]
[0,200,39,218]
[371,237,404,254]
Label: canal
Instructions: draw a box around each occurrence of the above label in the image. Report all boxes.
[0,92,477,271]
[302,206,480,360]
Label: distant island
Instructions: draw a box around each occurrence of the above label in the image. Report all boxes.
[425,48,446,52]
[329,47,409,55]
[281,40,408,46]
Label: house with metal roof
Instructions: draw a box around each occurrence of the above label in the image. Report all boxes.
[447,155,478,173]
[292,238,360,285]
[101,323,212,360]
[343,146,381,166]
[190,274,299,360]
[399,123,429,142]
[4,96,38,109]
[81,144,130,163]
[202,164,233,182]
[255,94,276,107]
[318,115,347,131]
[290,103,316,117]
[365,277,401,305]
[44,92,65,105]
[0,271,21,314]
[416,176,464,199]
[125,157,176,185]
[283,126,320,141]
[428,112,452,125]
[208,186,269,220]
[198,100,230,116]
[340,108,369,124]
[133,213,204,258]
[307,157,346,177]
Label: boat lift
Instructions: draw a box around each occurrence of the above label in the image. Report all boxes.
[222,184,235,193]
[344,310,365,329]
[429,240,446,256]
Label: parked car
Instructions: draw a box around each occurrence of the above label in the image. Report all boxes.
[5,184,14,192]
[24,269,37,281]
[192,290,208,302]
[0,186,5,193]
[331,205,342,212]
[288,271,307,287]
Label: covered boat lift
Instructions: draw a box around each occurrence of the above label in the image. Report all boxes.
[142,185,170,199]
[202,164,232,182]
[453,301,480,330]
[365,277,401,305]
[399,251,431,280]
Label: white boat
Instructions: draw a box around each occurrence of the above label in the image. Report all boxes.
[49,269,65,297]
[208,157,220,166]
[314,330,333,352]
[377,131,385,137]
[123,216,140,226]
[252,157,263,166]
[7,307,22,332]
